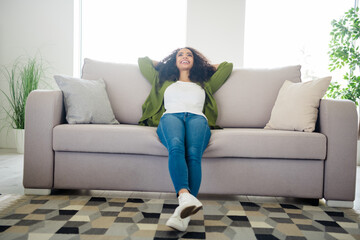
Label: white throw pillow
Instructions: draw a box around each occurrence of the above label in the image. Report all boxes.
[265,76,331,132]
[54,75,119,124]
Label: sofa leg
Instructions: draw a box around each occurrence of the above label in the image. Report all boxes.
[24,188,52,195]
[326,200,354,208]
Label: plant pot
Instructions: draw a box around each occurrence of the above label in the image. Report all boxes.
[13,129,25,154]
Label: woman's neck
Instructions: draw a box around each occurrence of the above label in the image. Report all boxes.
[178,70,191,82]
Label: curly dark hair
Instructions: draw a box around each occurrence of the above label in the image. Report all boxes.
[155,47,216,86]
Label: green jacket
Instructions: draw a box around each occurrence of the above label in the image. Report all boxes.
[138,57,233,129]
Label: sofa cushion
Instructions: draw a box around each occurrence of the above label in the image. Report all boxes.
[205,128,326,160]
[53,125,326,160]
[215,65,301,128]
[53,124,167,156]
[265,77,331,132]
[81,58,151,125]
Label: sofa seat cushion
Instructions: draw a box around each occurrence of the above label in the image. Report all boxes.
[53,124,168,156]
[53,124,326,160]
[204,128,326,160]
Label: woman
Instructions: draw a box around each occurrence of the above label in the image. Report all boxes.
[138,47,233,231]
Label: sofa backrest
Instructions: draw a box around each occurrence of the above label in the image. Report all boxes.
[82,58,301,127]
[215,65,301,128]
[82,58,151,124]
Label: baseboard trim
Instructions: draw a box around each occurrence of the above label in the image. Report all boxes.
[24,188,51,196]
[326,200,354,208]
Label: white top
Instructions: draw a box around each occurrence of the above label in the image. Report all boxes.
[163,81,206,119]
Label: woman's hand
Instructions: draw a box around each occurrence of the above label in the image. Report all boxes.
[212,64,220,70]
[152,60,159,67]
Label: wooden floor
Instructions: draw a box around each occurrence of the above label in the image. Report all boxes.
[1,148,359,213]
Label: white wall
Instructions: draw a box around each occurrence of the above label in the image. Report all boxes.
[0,0,74,148]
[186,0,245,67]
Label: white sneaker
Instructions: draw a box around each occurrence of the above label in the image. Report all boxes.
[166,207,191,232]
[177,192,202,219]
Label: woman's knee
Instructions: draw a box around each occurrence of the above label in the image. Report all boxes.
[168,137,185,153]
[186,146,203,161]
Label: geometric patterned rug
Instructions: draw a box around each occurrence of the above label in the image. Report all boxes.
[0,195,359,240]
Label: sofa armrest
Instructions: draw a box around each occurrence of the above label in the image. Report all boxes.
[319,99,358,201]
[23,90,65,189]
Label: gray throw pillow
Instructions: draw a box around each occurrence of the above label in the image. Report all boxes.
[54,75,119,124]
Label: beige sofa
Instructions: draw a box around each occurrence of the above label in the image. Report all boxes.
[23,58,358,208]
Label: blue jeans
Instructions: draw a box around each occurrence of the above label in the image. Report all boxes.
[157,112,211,197]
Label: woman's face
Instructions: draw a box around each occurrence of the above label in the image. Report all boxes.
[176,48,194,71]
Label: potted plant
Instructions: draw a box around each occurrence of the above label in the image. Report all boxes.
[0,57,44,153]
[327,6,360,138]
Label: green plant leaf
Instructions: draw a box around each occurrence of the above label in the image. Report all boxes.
[328,7,360,104]
[0,56,44,130]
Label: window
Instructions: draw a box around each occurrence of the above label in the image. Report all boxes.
[81,0,187,64]
[80,0,356,81]
[244,0,356,80]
